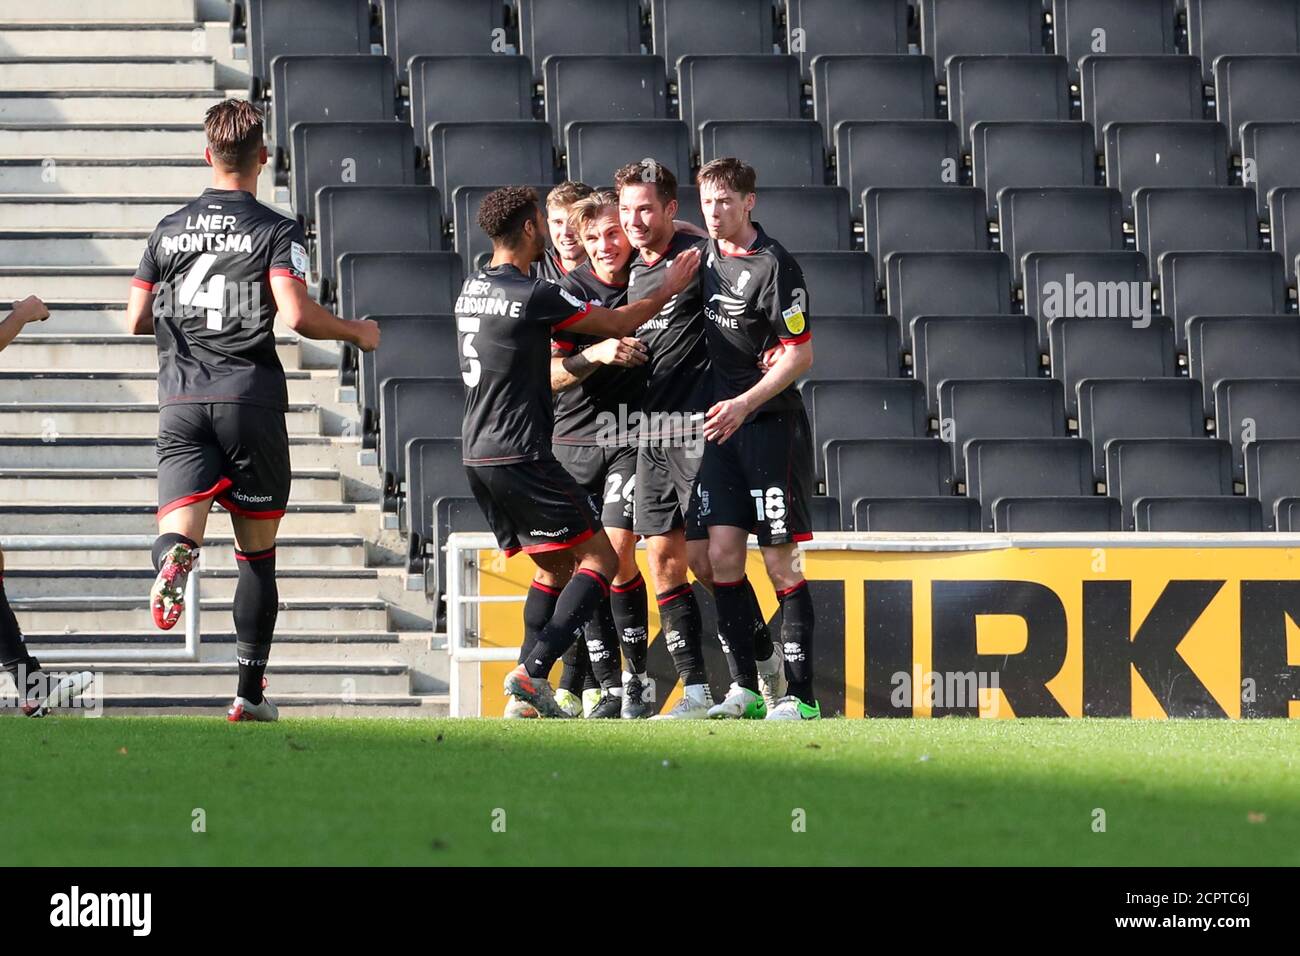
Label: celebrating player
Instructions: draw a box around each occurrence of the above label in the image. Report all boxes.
[534,181,595,284]
[695,158,820,721]
[125,99,380,722]
[458,186,698,718]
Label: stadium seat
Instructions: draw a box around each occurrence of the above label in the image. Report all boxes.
[381,0,507,86]
[825,438,955,528]
[1077,378,1206,478]
[1267,186,1300,282]
[1105,438,1235,529]
[358,315,459,449]
[1245,438,1300,529]
[854,497,983,531]
[426,121,555,220]
[1242,122,1300,221]
[314,185,442,304]
[946,56,1071,151]
[802,317,901,384]
[795,251,879,316]
[1188,315,1300,415]
[1079,55,1204,153]
[911,315,1040,413]
[1022,250,1150,348]
[1048,316,1178,416]
[754,187,851,251]
[245,0,372,101]
[809,495,843,531]
[938,378,1068,480]
[865,187,989,282]
[972,122,1097,219]
[408,56,533,157]
[964,437,1094,528]
[289,122,418,229]
[379,377,465,508]
[405,437,469,545]
[544,56,669,141]
[429,495,491,620]
[1104,122,1231,216]
[651,0,776,65]
[885,250,1012,348]
[993,494,1123,531]
[1277,497,1300,531]
[699,120,825,187]
[519,0,641,78]
[1159,251,1288,347]
[803,378,925,480]
[997,187,1123,281]
[1133,496,1264,531]
[919,0,1046,83]
[453,184,555,273]
[673,186,706,232]
[337,252,464,323]
[811,55,937,151]
[677,55,802,150]
[565,121,692,185]
[269,55,396,156]
[835,120,962,220]
[1051,0,1178,80]
[785,0,911,78]
[1133,187,1260,273]
[1214,378,1300,477]
[1215,56,1300,152]
[1187,0,1300,83]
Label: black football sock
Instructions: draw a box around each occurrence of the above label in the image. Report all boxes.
[519,581,560,665]
[584,599,622,692]
[778,580,816,703]
[151,532,198,572]
[559,637,588,694]
[0,575,41,693]
[611,572,649,675]
[714,577,760,692]
[525,569,610,679]
[233,547,278,704]
[749,580,775,661]
[657,583,708,687]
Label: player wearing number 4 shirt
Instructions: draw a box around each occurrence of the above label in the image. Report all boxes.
[696,158,820,722]
[457,186,699,719]
[126,99,380,723]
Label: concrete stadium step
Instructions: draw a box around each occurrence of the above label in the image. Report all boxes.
[0,502,381,536]
[0,124,205,158]
[3,435,349,469]
[0,91,222,124]
[2,567,382,600]
[0,404,319,436]
[0,369,339,404]
[3,535,367,568]
[0,229,148,266]
[0,661,412,697]
[79,694,445,718]
[0,158,210,194]
[0,265,144,299]
[10,596,390,631]
[0,26,218,59]
[0,57,214,90]
[23,629,404,662]
[0,196,188,229]
[0,467,342,504]
[0,0,198,20]
[0,335,305,370]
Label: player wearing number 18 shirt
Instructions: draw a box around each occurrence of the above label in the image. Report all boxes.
[126,100,380,722]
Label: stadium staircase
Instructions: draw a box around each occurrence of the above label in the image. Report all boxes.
[0,0,449,716]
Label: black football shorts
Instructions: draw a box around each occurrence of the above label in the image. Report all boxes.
[633,441,707,540]
[552,442,638,532]
[466,455,603,557]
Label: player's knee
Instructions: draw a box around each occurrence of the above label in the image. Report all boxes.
[707,538,745,583]
[533,566,570,591]
[762,544,803,591]
[687,541,714,591]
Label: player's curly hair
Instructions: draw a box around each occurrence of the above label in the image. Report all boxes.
[477,185,541,247]
[614,158,677,206]
[547,180,595,211]
[204,98,264,172]
[567,188,619,234]
[697,157,757,195]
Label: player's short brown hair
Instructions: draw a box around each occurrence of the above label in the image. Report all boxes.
[614,159,677,206]
[204,98,265,172]
[697,157,757,196]
[477,185,542,246]
[567,188,619,234]
[547,181,595,212]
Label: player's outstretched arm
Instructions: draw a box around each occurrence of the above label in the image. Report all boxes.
[1,295,50,351]
[551,337,648,393]
[271,275,381,352]
[565,247,700,338]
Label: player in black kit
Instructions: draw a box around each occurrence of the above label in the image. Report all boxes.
[534,180,594,284]
[125,100,380,722]
[459,186,699,718]
[695,159,819,721]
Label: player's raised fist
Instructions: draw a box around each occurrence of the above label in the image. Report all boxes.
[352,318,381,353]
[12,295,49,324]
[663,246,701,296]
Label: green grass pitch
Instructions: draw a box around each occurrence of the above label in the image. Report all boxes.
[3,718,1297,866]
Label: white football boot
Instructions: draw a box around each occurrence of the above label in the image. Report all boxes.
[756,642,787,712]
[707,683,767,720]
[648,682,714,719]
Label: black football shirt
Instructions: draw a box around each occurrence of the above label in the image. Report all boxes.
[133,187,306,411]
[457,263,590,465]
